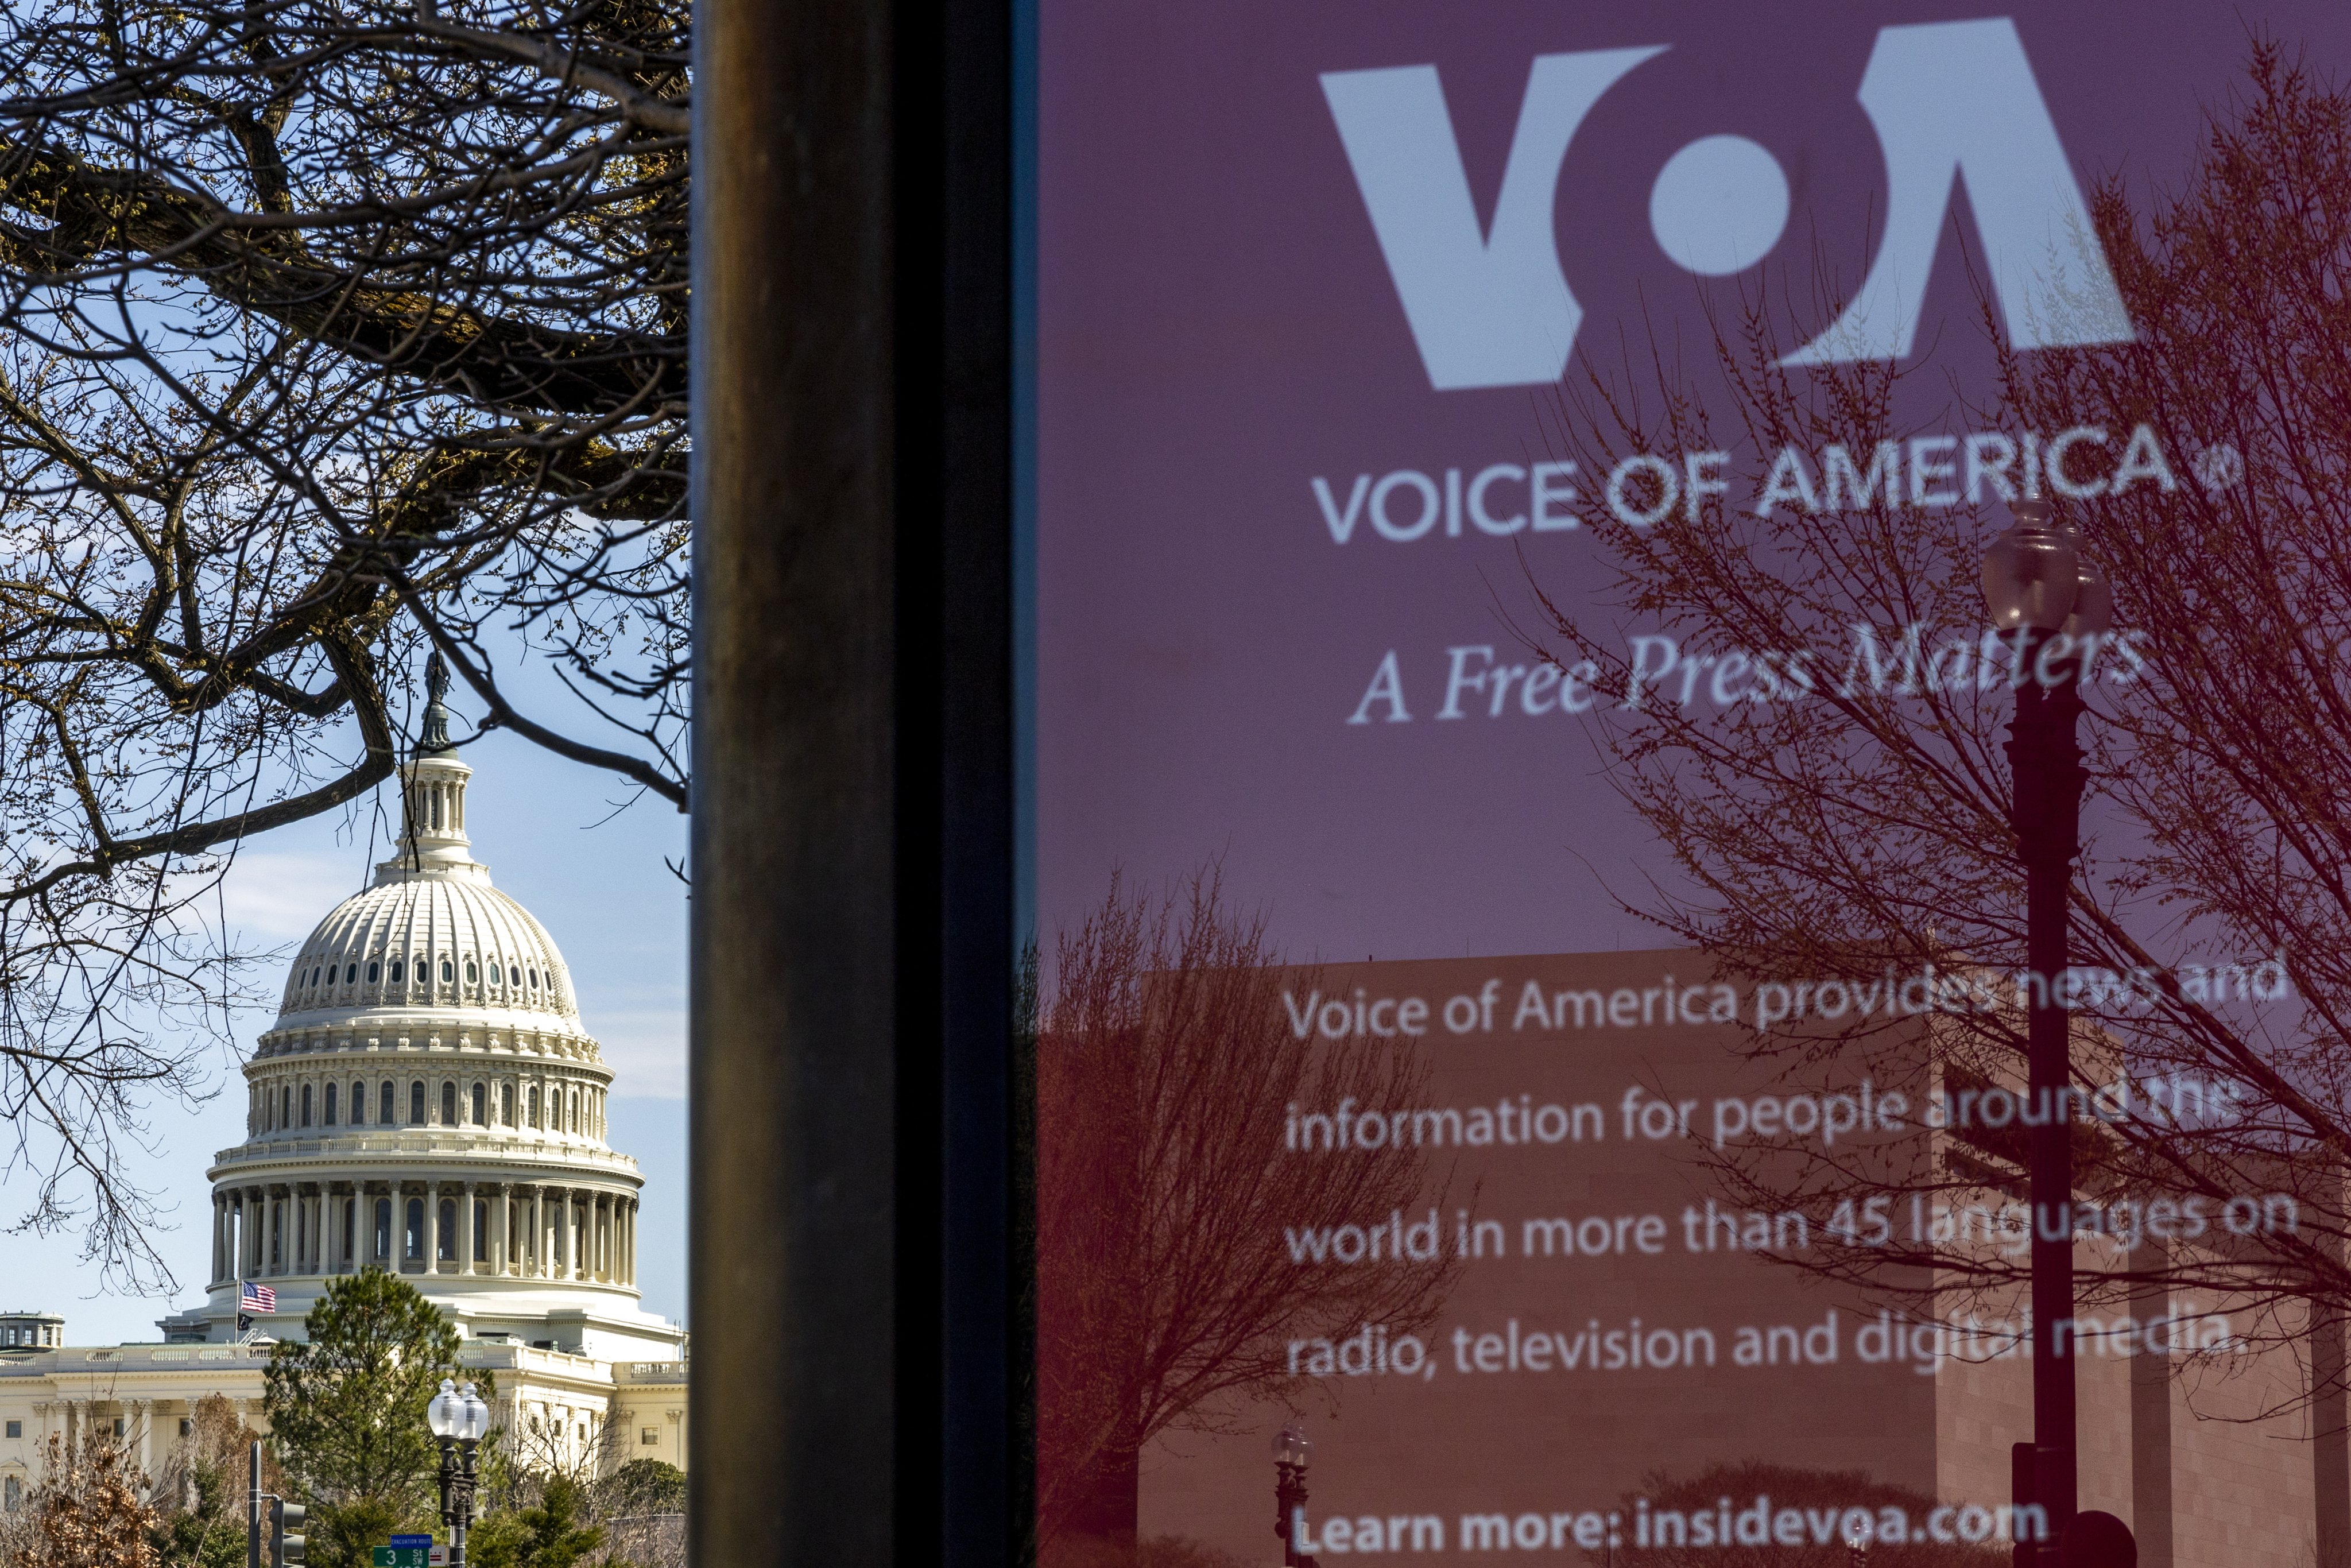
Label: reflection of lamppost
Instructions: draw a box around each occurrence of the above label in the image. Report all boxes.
[1981,498,2110,1557]
[428,1379,491,1567]
[1272,1424,1319,1568]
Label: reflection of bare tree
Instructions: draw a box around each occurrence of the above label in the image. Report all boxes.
[1035,868,1461,1562]
[1527,42,2351,1372]
[1608,1462,2005,1568]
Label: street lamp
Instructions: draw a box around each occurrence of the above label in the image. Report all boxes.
[1272,1424,1318,1568]
[1981,498,2110,1561]
[428,1379,491,1566]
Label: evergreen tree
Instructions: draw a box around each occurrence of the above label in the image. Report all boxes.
[148,1462,254,1568]
[308,1499,409,1568]
[264,1269,490,1568]
[466,1477,605,1568]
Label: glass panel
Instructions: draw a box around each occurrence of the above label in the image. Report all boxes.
[1029,8,2351,1566]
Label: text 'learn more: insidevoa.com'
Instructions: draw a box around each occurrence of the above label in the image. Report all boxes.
[1285,1493,2053,1555]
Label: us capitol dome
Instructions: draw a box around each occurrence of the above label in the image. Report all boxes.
[158,682,685,1362]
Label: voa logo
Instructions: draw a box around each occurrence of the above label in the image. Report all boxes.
[1322,17,2135,391]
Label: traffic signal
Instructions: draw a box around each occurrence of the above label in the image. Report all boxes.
[270,1499,307,1567]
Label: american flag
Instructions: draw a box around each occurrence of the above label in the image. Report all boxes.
[239,1281,276,1313]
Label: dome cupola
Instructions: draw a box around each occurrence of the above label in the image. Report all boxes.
[272,655,583,1027]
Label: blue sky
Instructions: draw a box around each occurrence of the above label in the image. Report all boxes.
[0,715,691,1345]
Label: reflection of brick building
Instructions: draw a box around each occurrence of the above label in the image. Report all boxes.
[1142,951,2330,1567]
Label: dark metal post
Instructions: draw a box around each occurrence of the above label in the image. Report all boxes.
[2011,1439,2039,1568]
[1275,1462,1310,1568]
[690,1,1014,1567]
[435,1434,476,1564]
[248,1439,261,1568]
[452,1440,477,1567]
[2007,642,2087,1547]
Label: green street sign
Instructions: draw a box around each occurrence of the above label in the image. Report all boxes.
[373,1549,429,1567]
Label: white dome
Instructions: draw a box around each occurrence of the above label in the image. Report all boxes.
[272,740,584,1031]
[276,866,580,1027]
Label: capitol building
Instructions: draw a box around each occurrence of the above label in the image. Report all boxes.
[0,692,688,1502]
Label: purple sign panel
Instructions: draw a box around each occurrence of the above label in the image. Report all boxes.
[1031,4,2351,1565]
[1036,0,2339,955]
